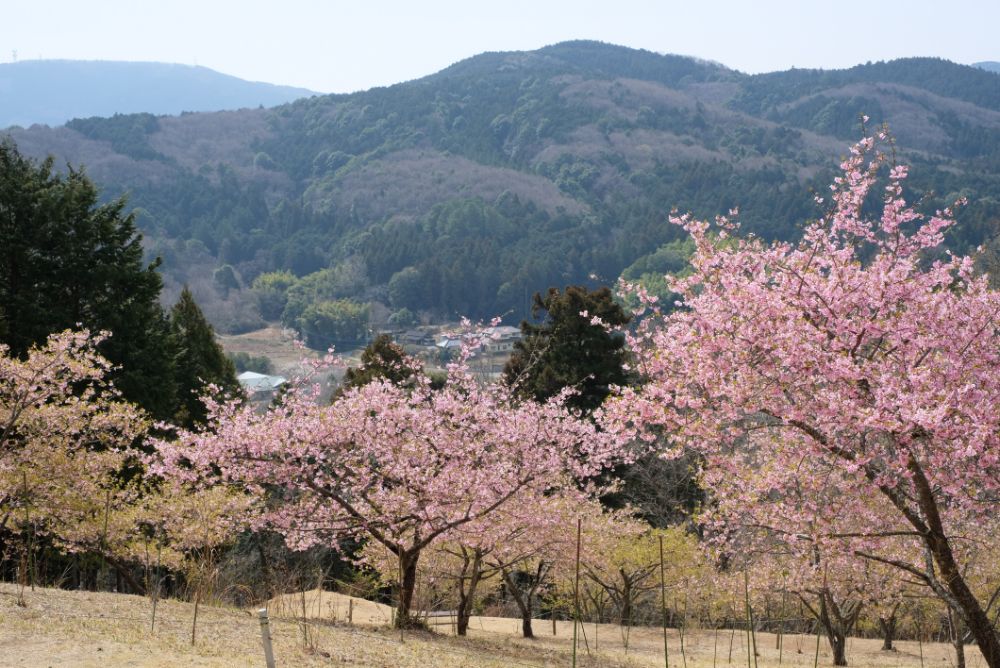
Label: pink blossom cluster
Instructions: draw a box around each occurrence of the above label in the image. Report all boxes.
[153,354,623,558]
[609,134,1000,661]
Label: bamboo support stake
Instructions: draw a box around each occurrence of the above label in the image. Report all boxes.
[659,534,670,668]
[679,594,688,668]
[572,518,582,668]
[813,619,821,668]
[714,624,719,668]
[744,571,753,668]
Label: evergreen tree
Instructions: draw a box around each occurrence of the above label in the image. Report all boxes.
[503,285,631,414]
[168,287,241,428]
[0,137,176,419]
[502,286,698,522]
[340,334,418,392]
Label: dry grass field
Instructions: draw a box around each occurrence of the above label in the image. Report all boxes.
[217,325,326,375]
[1,583,986,667]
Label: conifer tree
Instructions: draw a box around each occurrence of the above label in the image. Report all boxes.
[503,285,631,414]
[169,287,240,428]
[0,137,176,419]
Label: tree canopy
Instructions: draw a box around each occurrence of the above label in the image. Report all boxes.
[169,287,241,428]
[503,285,631,414]
[0,138,177,419]
[612,134,1000,667]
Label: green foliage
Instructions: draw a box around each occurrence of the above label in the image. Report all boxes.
[295,299,369,350]
[251,270,298,320]
[619,238,696,312]
[336,334,422,397]
[213,264,241,297]
[387,267,423,310]
[504,285,631,414]
[387,307,418,328]
[621,238,695,280]
[66,113,166,161]
[16,44,1000,324]
[280,259,369,328]
[226,351,274,374]
[0,137,177,420]
[168,287,241,427]
[730,57,1000,116]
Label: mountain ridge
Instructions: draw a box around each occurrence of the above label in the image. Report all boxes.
[0,59,318,129]
[6,41,1000,329]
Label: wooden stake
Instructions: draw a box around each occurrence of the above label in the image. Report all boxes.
[150,541,162,632]
[191,585,201,646]
[258,608,276,668]
[300,586,309,648]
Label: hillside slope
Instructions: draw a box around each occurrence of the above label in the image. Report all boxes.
[0,583,981,667]
[7,42,1000,324]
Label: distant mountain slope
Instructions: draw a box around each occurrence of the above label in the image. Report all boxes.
[974,61,1000,74]
[0,60,317,128]
[7,42,1000,327]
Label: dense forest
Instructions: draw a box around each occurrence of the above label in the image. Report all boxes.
[6,41,1000,336]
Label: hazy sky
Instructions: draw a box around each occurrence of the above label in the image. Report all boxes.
[2,0,997,93]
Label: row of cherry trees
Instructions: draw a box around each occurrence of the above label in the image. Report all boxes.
[2,131,998,665]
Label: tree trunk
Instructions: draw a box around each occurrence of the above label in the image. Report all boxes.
[455,549,483,637]
[907,456,1000,668]
[456,596,471,636]
[619,572,633,629]
[255,534,274,600]
[949,609,968,668]
[394,549,420,629]
[108,555,145,595]
[954,637,967,668]
[829,633,847,667]
[502,567,536,639]
[522,614,534,639]
[805,591,861,667]
[878,610,897,651]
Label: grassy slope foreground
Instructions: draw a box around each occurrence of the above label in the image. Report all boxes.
[2,583,984,667]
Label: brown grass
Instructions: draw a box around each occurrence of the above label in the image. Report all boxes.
[1,583,985,668]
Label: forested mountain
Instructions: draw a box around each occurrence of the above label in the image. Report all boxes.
[0,60,316,128]
[7,41,1000,331]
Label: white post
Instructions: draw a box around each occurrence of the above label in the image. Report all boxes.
[258,608,276,668]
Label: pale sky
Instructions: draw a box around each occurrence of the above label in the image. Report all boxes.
[1,0,996,94]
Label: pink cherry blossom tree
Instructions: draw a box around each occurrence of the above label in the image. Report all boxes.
[155,355,622,627]
[611,131,1000,666]
[1,330,146,591]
